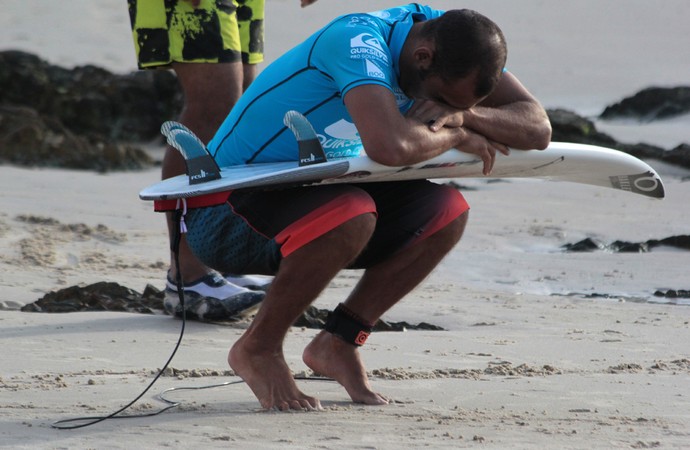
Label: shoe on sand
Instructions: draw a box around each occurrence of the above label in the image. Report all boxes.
[164,272,264,321]
[223,273,273,292]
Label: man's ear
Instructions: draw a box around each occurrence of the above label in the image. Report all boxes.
[412,45,434,71]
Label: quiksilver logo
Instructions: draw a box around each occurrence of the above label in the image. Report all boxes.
[350,33,388,63]
[317,119,362,158]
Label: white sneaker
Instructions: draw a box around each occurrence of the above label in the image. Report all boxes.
[224,274,273,292]
[164,272,264,321]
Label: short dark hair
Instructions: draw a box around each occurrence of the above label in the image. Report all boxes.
[419,9,507,98]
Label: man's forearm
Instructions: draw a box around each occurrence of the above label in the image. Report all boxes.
[463,101,552,150]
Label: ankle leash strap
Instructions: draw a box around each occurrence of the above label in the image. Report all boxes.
[324,303,374,346]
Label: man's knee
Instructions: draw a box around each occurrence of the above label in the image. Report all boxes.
[283,212,377,270]
[444,211,469,244]
[335,212,377,252]
[273,185,378,259]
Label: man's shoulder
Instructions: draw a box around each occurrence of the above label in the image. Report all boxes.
[365,4,442,23]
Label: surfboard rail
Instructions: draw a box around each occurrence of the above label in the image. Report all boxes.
[140,112,665,201]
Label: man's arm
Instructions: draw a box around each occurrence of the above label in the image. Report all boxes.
[460,71,552,150]
[344,71,551,174]
[345,85,498,170]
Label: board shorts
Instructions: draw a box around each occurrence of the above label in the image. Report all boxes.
[127,0,264,68]
[183,181,469,275]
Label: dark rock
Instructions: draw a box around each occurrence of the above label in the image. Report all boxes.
[0,50,177,170]
[548,109,618,147]
[21,282,164,314]
[547,108,690,169]
[561,238,605,252]
[654,289,690,299]
[562,235,690,253]
[613,141,668,164]
[600,86,690,121]
[3,50,688,171]
[293,305,328,328]
[660,143,690,168]
[0,105,153,171]
[373,319,444,332]
[292,305,445,331]
[22,282,445,331]
[0,50,181,142]
[609,240,649,253]
[652,235,690,251]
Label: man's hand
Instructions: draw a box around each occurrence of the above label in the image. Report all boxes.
[455,129,510,176]
[406,100,509,175]
[406,99,465,131]
[345,84,515,168]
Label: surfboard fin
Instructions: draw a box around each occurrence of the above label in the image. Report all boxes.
[160,121,221,185]
[283,111,328,167]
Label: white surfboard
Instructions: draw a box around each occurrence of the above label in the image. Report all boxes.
[139,112,665,201]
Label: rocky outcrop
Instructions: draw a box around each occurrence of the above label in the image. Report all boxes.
[20,282,165,314]
[562,235,690,253]
[600,86,690,121]
[0,105,153,171]
[547,108,690,169]
[0,50,181,142]
[1,50,688,171]
[21,281,444,330]
[0,50,173,171]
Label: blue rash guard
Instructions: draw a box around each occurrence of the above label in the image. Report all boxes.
[208,3,444,167]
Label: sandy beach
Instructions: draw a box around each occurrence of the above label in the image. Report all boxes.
[1,1,689,448]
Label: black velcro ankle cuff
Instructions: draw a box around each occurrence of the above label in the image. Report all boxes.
[323,303,374,346]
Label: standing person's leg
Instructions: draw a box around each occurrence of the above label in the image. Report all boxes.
[242,63,258,91]
[236,0,263,90]
[164,62,242,280]
[160,62,267,322]
[128,0,264,320]
[217,0,273,290]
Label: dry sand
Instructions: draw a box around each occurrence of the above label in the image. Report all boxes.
[1,1,689,448]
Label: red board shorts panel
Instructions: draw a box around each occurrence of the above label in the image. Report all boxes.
[184,180,468,275]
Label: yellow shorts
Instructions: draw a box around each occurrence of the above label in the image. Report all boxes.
[128,0,265,68]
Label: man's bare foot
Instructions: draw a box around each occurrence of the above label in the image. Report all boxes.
[229,336,322,411]
[303,330,388,405]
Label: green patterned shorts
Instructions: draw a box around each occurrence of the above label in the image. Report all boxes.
[128,0,264,67]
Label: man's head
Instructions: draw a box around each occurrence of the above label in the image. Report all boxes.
[407,9,507,103]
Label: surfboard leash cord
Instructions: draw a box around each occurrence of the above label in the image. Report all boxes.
[51,207,335,429]
[50,209,190,429]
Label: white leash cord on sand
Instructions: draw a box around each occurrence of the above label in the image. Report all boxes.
[51,210,335,429]
[51,210,190,429]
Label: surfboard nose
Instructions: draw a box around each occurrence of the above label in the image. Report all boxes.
[610,171,665,199]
